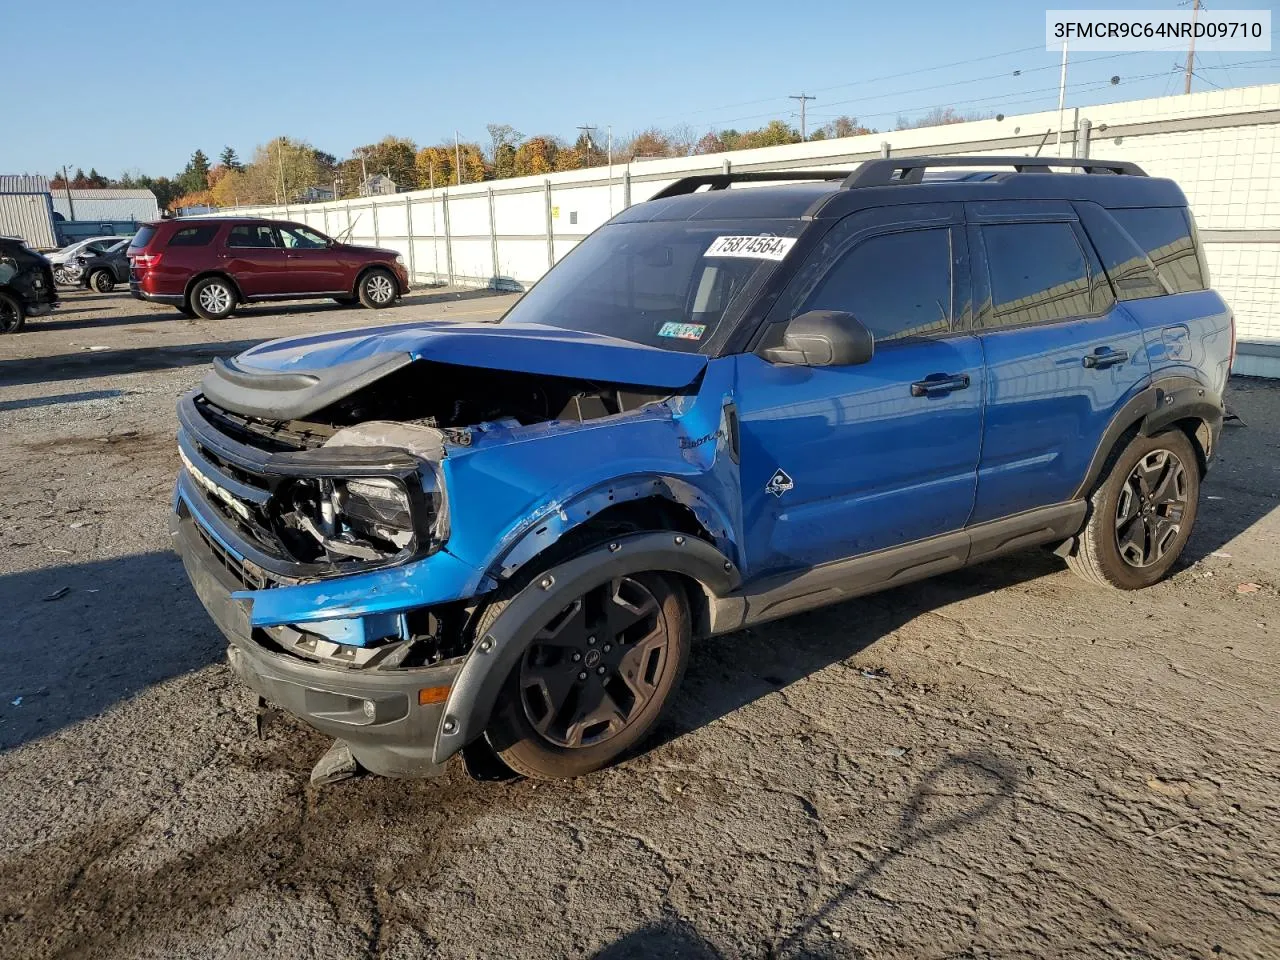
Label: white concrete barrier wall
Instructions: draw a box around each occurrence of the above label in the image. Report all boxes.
[223,84,1280,376]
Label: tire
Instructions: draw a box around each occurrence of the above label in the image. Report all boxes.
[481,570,690,779]
[1067,429,1200,590]
[331,295,359,306]
[177,305,198,318]
[357,268,398,309]
[89,269,115,294]
[189,276,237,320]
[53,266,71,285]
[0,292,25,334]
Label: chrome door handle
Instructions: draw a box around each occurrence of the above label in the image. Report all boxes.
[911,373,971,397]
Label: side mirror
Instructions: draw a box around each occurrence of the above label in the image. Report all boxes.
[760,310,875,367]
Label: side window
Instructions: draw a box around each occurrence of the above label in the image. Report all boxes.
[981,222,1092,328]
[801,228,953,342]
[278,226,329,249]
[167,225,218,247]
[1111,207,1205,294]
[1075,203,1167,301]
[227,225,280,249]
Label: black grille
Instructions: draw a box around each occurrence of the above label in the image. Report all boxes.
[182,506,275,591]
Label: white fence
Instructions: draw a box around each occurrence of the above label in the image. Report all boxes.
[223,83,1280,377]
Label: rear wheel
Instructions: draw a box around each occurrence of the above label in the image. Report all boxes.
[482,571,690,779]
[89,269,115,293]
[0,292,25,334]
[189,276,236,320]
[1067,430,1200,590]
[357,268,397,309]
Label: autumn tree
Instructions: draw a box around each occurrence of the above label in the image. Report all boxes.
[414,146,453,189]
[896,107,990,130]
[693,131,728,155]
[624,128,675,160]
[350,136,418,190]
[512,136,561,176]
[486,124,523,178]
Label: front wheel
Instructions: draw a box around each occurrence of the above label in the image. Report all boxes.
[483,571,690,779]
[1067,430,1201,590]
[89,269,115,293]
[357,269,397,309]
[189,277,237,320]
[53,266,71,285]
[0,292,25,334]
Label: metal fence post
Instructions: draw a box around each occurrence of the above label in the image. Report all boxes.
[622,168,631,209]
[371,199,381,247]
[442,191,454,286]
[323,205,330,236]
[405,195,416,283]
[881,141,892,158]
[544,179,555,270]
[1075,118,1092,159]
[722,159,732,174]
[487,187,499,288]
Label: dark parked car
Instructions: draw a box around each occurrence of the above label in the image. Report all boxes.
[77,241,130,293]
[0,236,58,333]
[172,157,1232,783]
[128,218,410,320]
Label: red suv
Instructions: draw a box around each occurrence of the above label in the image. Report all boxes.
[128,218,409,320]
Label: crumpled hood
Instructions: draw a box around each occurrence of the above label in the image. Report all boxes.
[203,320,707,420]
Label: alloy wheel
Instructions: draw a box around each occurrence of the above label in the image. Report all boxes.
[1114,449,1188,567]
[366,274,395,304]
[0,300,19,333]
[198,283,232,314]
[518,576,672,749]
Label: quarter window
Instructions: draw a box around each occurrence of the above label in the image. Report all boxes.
[1111,207,1205,294]
[227,225,280,249]
[802,228,953,341]
[982,222,1091,328]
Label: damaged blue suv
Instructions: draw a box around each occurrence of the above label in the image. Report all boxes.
[173,156,1233,781]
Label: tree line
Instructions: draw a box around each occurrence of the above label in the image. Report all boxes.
[50,109,987,213]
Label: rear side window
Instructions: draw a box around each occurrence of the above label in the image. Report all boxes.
[129,225,157,250]
[981,222,1092,328]
[168,225,218,247]
[802,228,953,341]
[1110,207,1205,294]
[227,225,280,249]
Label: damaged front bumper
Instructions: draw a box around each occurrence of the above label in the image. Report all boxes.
[172,502,466,777]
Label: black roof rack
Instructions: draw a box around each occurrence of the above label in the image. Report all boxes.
[841,155,1147,187]
[648,156,1147,202]
[650,170,853,200]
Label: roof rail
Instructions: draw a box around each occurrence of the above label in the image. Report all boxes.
[649,170,853,200]
[842,155,1147,188]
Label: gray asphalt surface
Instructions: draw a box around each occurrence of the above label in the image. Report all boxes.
[1,287,1277,959]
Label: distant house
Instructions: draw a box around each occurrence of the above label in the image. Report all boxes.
[359,174,397,197]
[300,185,335,202]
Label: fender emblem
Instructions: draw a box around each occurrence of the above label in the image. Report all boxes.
[765,469,795,497]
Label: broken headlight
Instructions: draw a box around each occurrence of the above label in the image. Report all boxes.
[275,467,446,566]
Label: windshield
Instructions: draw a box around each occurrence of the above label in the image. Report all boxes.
[501,218,804,353]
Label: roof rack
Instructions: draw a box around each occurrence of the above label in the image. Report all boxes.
[842,155,1147,187]
[650,170,853,200]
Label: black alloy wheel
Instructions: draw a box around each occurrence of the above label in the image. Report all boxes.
[1114,449,1189,568]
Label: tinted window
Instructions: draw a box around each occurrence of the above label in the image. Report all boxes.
[1076,203,1167,301]
[168,225,218,247]
[227,225,280,249]
[127,225,157,251]
[982,222,1091,328]
[278,225,329,249]
[1111,207,1205,294]
[802,228,952,341]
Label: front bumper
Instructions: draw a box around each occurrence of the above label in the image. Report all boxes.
[171,507,462,778]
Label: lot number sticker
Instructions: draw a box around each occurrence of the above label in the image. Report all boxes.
[705,235,796,260]
[658,321,707,341]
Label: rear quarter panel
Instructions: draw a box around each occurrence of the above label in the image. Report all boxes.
[1124,290,1232,399]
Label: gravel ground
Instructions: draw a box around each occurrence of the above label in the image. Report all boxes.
[0,287,1277,960]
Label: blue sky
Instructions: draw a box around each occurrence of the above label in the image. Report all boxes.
[7,0,1277,178]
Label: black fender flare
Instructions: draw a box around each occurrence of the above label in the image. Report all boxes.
[1071,375,1224,500]
[184,271,244,305]
[432,531,741,764]
[352,262,401,297]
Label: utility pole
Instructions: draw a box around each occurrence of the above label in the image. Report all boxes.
[455,132,463,185]
[1056,39,1070,157]
[1184,0,1201,94]
[577,124,597,163]
[789,93,816,140]
[60,165,77,221]
[358,148,368,195]
[277,137,287,204]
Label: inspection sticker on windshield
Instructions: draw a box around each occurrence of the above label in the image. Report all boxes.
[658,321,707,341]
[704,235,796,260]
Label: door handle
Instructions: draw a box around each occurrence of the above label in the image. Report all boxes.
[1082,347,1129,369]
[910,373,971,397]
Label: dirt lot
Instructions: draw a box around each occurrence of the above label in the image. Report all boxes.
[1,286,1277,960]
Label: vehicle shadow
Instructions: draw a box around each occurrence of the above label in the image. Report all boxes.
[0,550,223,752]
[0,339,265,387]
[29,305,185,333]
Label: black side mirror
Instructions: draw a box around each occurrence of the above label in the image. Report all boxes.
[760,310,875,367]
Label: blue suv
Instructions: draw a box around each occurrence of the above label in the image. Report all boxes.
[172,156,1233,782]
